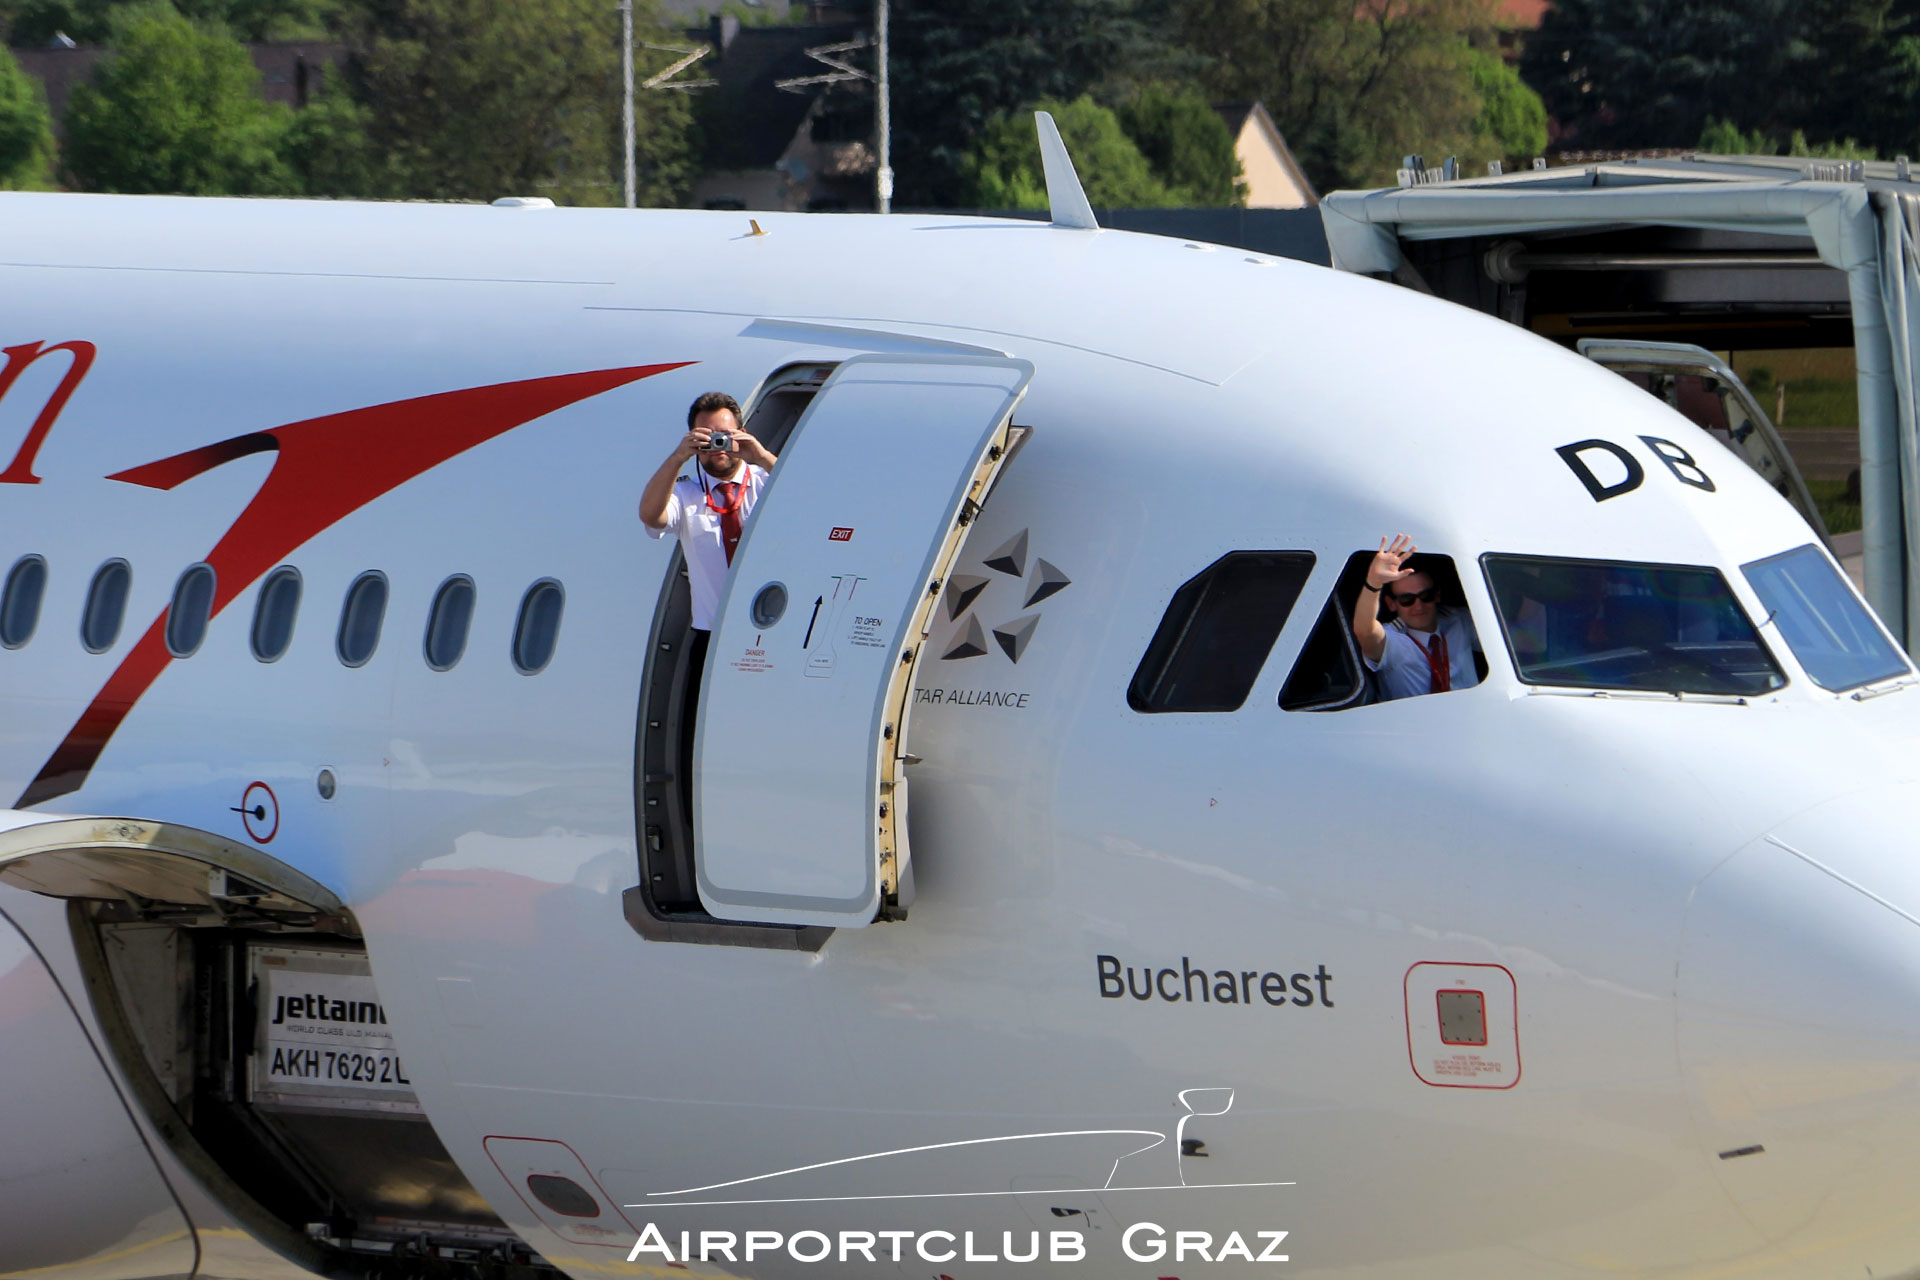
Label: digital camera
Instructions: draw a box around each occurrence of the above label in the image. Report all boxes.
[703,431,734,452]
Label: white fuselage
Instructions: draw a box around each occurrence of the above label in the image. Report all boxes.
[2,194,1919,1280]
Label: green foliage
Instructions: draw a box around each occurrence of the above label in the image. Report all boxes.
[8,0,337,43]
[1115,84,1245,205]
[281,80,388,196]
[335,0,692,205]
[62,8,296,193]
[1697,116,1880,159]
[891,0,1182,206]
[0,44,56,189]
[963,96,1173,208]
[1464,47,1546,164]
[1174,0,1487,191]
[1525,0,1920,155]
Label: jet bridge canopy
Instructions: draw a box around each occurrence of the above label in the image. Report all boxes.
[1320,155,1920,651]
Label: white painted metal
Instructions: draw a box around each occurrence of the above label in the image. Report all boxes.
[1037,110,1098,230]
[0,904,197,1280]
[696,355,1031,926]
[0,193,1915,1280]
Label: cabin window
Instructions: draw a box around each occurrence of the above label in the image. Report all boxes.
[1,555,47,649]
[251,566,301,662]
[165,563,216,658]
[81,559,131,653]
[512,580,563,675]
[1741,544,1911,692]
[424,575,476,671]
[1129,552,1315,713]
[336,571,388,668]
[1484,554,1786,696]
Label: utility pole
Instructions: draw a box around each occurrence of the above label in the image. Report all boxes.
[875,0,891,213]
[621,0,636,208]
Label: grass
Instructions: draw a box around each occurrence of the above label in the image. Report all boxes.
[1808,478,1861,535]
[1728,349,1859,430]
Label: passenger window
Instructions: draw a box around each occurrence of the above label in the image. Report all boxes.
[251,566,301,662]
[81,560,131,653]
[513,580,564,675]
[336,571,388,668]
[1,555,47,649]
[165,563,215,658]
[424,575,475,671]
[1128,552,1314,713]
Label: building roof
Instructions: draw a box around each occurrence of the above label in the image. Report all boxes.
[1492,0,1548,27]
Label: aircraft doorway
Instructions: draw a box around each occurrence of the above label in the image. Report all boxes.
[629,362,835,949]
[625,356,1032,943]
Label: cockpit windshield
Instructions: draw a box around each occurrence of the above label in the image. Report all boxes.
[1741,545,1911,692]
[1484,555,1787,697]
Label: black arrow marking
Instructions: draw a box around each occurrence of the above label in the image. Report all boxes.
[802,595,823,648]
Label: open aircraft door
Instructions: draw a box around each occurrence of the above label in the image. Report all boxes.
[1577,338,1831,547]
[694,355,1034,928]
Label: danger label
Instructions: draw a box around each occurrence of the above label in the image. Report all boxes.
[731,647,774,673]
[1427,1054,1508,1079]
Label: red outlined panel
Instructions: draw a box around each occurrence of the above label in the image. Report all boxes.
[1405,962,1520,1089]
[18,361,690,807]
[483,1135,637,1248]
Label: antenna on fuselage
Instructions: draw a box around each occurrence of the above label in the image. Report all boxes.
[1035,111,1098,231]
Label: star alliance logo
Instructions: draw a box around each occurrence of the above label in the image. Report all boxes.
[936,528,1071,664]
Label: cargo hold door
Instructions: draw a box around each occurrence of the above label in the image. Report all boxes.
[694,355,1033,928]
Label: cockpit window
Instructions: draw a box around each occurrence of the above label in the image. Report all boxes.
[1741,545,1911,692]
[1483,554,1786,697]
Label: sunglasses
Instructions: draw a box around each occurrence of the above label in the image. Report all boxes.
[1390,587,1439,606]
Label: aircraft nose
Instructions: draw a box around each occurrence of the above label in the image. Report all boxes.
[1679,793,1920,1274]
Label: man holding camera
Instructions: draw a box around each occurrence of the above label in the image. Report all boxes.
[640,391,778,635]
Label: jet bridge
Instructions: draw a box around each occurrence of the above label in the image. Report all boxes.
[1320,154,1920,651]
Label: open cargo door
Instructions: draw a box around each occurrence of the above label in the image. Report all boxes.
[694,355,1033,928]
[1577,338,1831,546]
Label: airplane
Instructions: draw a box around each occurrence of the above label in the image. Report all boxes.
[4,121,1920,1280]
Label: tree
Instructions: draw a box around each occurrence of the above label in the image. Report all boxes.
[962,96,1173,208]
[63,8,296,194]
[890,0,1179,206]
[281,80,389,196]
[335,0,691,205]
[9,0,339,44]
[1115,84,1245,204]
[1697,117,1878,160]
[1175,0,1488,191]
[1519,0,1920,154]
[1464,47,1546,166]
[0,44,56,189]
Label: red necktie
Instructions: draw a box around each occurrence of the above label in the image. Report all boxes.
[1424,631,1451,693]
[708,480,746,564]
